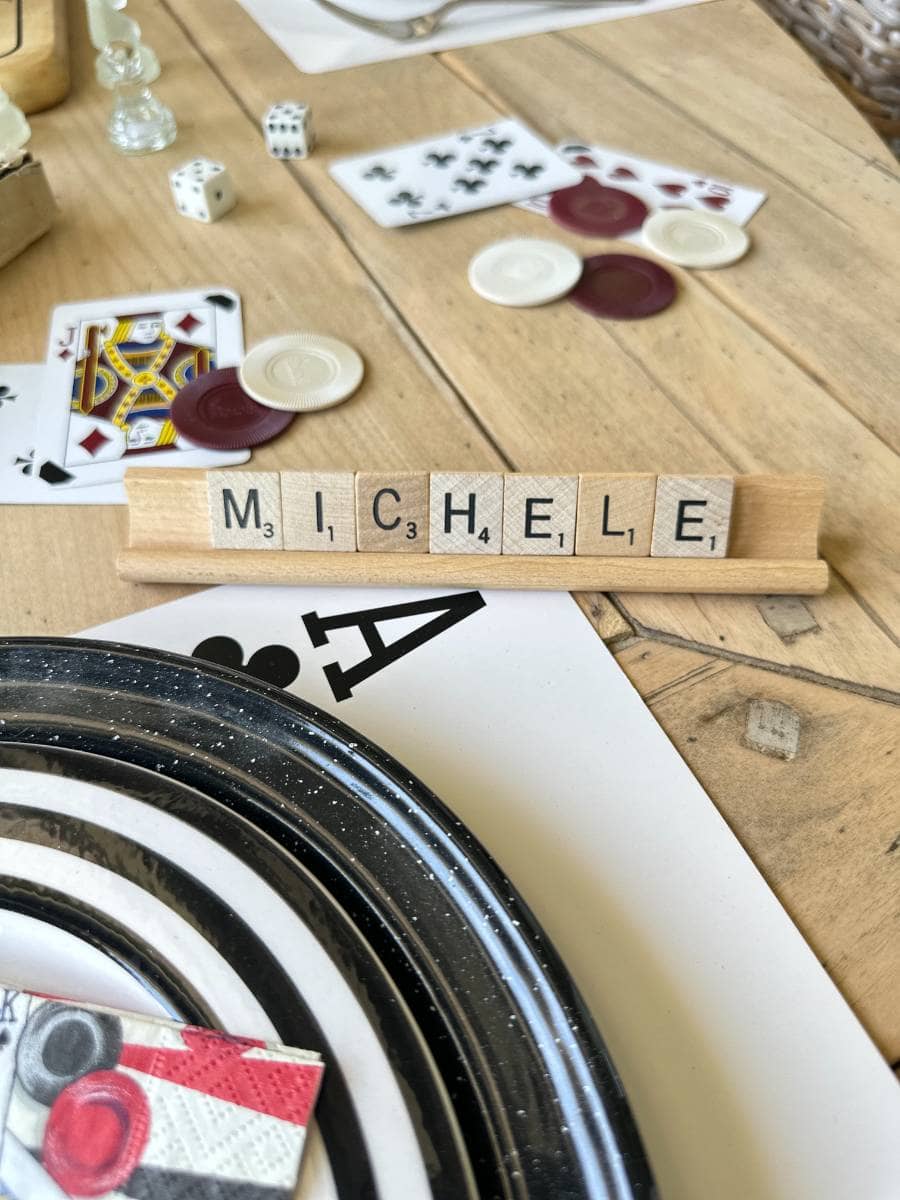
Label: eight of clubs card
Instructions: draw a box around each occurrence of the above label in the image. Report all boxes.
[329,119,581,227]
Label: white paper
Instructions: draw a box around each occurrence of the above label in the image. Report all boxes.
[83,585,900,1200]
[234,0,716,74]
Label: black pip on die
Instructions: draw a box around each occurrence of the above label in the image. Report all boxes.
[204,470,739,558]
[263,102,315,160]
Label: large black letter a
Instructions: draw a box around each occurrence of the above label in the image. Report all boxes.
[302,591,486,701]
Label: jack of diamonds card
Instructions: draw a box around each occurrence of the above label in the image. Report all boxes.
[0,984,323,1199]
[36,289,248,487]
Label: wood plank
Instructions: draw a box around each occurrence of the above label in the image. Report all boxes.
[616,638,900,1059]
[0,0,503,636]
[448,26,900,451]
[164,0,900,692]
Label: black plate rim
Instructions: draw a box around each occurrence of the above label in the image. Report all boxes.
[0,636,655,1200]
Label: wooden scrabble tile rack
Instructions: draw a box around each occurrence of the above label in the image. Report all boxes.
[118,469,829,594]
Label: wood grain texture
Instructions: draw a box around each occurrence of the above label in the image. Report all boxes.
[429,471,503,554]
[117,548,829,594]
[355,471,429,552]
[282,470,356,552]
[616,638,900,1059]
[0,0,69,113]
[651,476,734,558]
[207,471,282,549]
[576,473,656,557]
[502,474,577,555]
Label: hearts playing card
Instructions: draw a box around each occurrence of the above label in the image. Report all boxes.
[517,140,767,240]
[0,983,323,1198]
[329,119,582,228]
[35,289,250,492]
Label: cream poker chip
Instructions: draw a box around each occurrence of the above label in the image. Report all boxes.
[239,333,364,412]
[468,237,583,307]
[641,209,750,269]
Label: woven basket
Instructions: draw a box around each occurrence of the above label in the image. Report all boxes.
[759,0,900,151]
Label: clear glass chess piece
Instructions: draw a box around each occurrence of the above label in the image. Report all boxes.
[101,39,176,155]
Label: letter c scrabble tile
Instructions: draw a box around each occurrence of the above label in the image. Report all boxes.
[356,471,429,552]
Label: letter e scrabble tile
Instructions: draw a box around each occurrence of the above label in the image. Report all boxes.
[575,474,657,557]
[502,475,577,555]
[429,472,504,555]
[651,475,734,557]
[208,471,283,549]
[282,471,356,551]
[356,472,428,552]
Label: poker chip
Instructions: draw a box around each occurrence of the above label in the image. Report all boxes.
[568,253,677,320]
[642,208,750,268]
[468,237,583,307]
[548,177,648,238]
[170,367,294,449]
[239,333,364,412]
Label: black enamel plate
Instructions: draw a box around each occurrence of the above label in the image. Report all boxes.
[0,639,654,1200]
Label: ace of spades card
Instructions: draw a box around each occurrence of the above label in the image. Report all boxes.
[329,118,581,227]
[34,288,249,491]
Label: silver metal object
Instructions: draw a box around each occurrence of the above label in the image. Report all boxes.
[312,0,618,40]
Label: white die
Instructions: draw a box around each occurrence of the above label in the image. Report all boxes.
[169,157,236,223]
[263,101,315,160]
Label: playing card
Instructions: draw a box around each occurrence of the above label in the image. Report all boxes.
[329,118,582,228]
[518,140,767,239]
[0,365,124,504]
[0,983,323,1199]
[35,288,250,490]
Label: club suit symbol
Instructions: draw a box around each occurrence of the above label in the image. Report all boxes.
[481,137,512,153]
[193,636,301,688]
[511,163,544,178]
[388,189,423,207]
[363,164,396,181]
[452,177,487,193]
[0,384,17,407]
[424,151,456,167]
[467,157,499,174]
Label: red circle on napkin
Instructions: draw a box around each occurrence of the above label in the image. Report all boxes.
[44,1071,150,1196]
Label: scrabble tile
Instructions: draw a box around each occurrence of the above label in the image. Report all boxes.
[650,475,734,557]
[575,474,657,557]
[429,472,504,554]
[356,472,428,552]
[282,471,356,551]
[501,475,577,555]
[208,471,283,549]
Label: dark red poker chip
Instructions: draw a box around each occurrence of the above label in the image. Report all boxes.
[548,177,648,238]
[171,367,294,450]
[568,253,677,320]
[43,1070,150,1196]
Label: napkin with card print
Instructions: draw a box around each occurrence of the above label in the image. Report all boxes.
[0,983,323,1199]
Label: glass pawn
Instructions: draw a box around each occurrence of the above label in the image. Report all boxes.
[101,39,176,156]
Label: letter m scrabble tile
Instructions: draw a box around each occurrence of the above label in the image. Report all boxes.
[208,471,283,549]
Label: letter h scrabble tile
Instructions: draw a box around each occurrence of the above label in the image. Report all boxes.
[429,472,504,554]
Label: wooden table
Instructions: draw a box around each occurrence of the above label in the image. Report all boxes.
[1,0,898,1078]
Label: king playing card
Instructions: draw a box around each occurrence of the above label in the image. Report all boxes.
[35,289,249,490]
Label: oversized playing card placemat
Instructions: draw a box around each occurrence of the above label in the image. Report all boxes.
[0,985,323,1199]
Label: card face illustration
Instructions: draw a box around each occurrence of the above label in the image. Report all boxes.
[0,984,324,1199]
[35,289,249,489]
[518,139,767,236]
[329,118,582,227]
